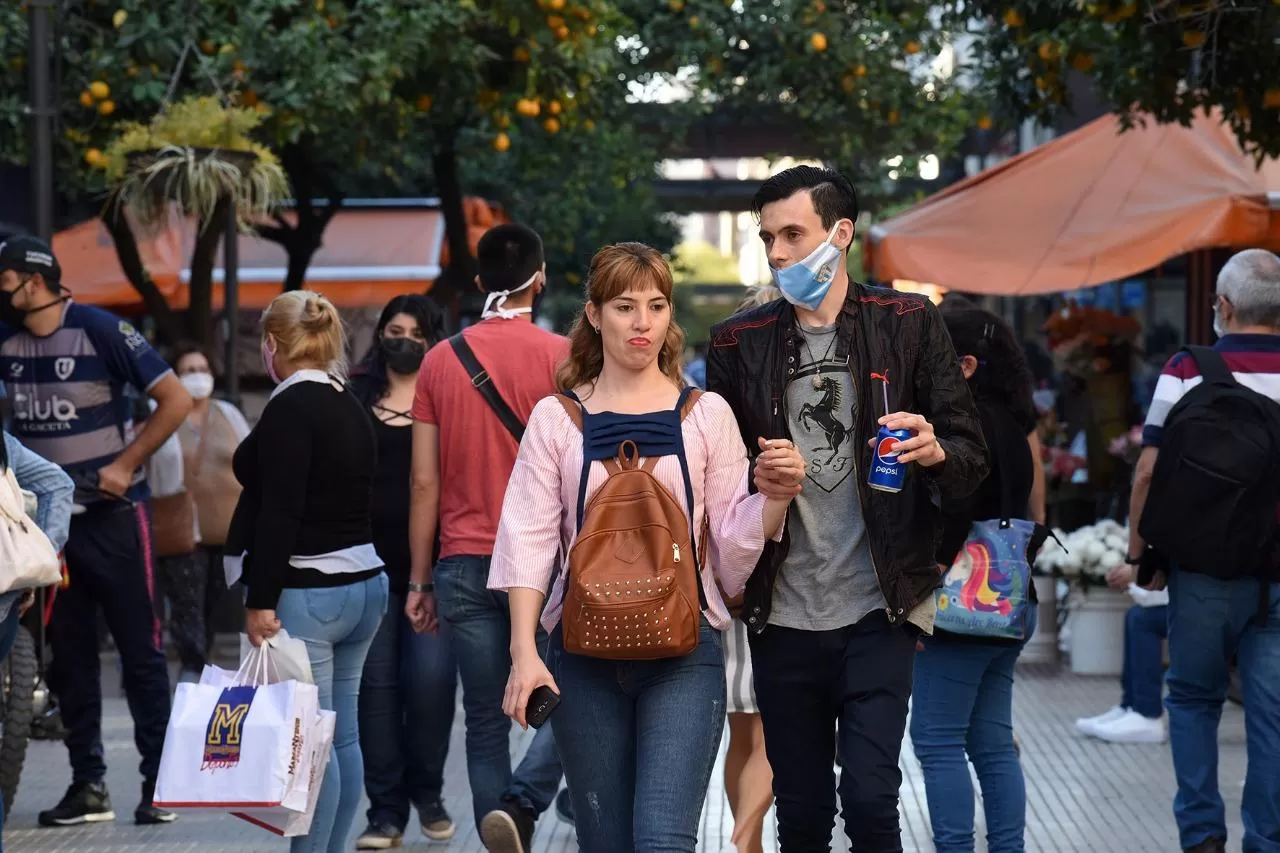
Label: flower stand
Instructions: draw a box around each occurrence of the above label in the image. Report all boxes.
[1068,587,1129,675]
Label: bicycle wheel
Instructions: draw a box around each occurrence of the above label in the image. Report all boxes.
[0,626,37,820]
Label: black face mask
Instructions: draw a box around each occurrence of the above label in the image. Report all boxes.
[380,336,426,375]
[0,278,68,329]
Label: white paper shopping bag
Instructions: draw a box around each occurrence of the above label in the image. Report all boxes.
[232,708,336,836]
[154,646,319,811]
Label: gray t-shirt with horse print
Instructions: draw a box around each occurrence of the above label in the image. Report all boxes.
[771,322,886,630]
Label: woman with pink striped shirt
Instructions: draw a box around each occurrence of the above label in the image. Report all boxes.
[487,243,802,852]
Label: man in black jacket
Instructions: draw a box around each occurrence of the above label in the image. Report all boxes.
[708,166,987,852]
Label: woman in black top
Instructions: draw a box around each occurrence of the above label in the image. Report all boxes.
[229,290,388,853]
[349,296,459,849]
[909,300,1044,853]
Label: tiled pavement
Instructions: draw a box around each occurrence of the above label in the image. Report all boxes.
[3,661,1247,852]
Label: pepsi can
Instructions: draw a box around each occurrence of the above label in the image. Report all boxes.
[868,426,911,493]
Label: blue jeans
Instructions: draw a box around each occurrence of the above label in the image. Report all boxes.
[1166,571,1280,853]
[358,589,458,830]
[276,574,389,853]
[0,590,22,839]
[910,611,1037,853]
[433,555,563,829]
[547,622,725,852]
[1121,604,1168,719]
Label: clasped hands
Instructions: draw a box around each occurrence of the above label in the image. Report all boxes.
[753,437,807,499]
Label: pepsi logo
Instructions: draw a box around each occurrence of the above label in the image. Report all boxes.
[875,436,901,464]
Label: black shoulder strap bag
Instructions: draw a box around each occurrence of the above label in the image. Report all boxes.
[448,333,526,442]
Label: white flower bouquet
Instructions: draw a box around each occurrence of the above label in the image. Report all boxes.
[1035,519,1128,588]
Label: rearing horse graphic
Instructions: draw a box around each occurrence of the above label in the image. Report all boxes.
[799,375,849,464]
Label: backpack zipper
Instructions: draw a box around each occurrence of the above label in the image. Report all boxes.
[673,543,681,563]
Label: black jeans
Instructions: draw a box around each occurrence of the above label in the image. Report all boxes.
[750,612,917,853]
[51,501,171,784]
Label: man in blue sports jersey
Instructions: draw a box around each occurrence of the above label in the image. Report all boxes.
[0,236,192,827]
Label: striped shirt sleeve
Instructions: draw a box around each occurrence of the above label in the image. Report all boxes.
[1142,352,1197,447]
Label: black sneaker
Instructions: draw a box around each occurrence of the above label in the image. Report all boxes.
[1185,839,1227,853]
[38,781,116,826]
[479,796,535,853]
[419,799,456,841]
[355,822,404,849]
[554,788,575,825]
[135,779,177,825]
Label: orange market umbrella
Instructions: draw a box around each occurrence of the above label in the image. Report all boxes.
[864,111,1280,295]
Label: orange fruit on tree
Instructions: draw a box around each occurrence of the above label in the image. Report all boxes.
[548,100,562,115]
[493,112,511,129]
[841,74,856,93]
[854,63,867,77]
[516,98,541,117]
[976,114,993,130]
[1071,53,1094,72]
[689,15,700,27]
[583,119,596,131]
[200,39,216,55]
[241,90,260,107]
[904,40,922,54]
[1037,41,1059,61]
[97,99,115,115]
[1181,30,1206,48]
[79,90,95,108]
[668,0,684,10]
[112,9,127,27]
[810,32,828,52]
[543,117,561,134]
[547,15,565,28]
[416,94,433,112]
[887,109,900,125]
[555,25,570,39]
[1002,9,1024,27]
[549,0,566,7]
[89,80,110,99]
[84,148,105,168]
[514,46,531,62]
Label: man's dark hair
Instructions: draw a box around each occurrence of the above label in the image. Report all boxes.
[476,224,545,294]
[751,165,859,229]
[166,339,207,368]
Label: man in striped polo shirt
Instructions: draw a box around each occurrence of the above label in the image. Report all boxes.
[1127,249,1280,853]
[0,236,192,828]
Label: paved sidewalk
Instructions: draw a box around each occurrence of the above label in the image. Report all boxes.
[3,663,1247,852]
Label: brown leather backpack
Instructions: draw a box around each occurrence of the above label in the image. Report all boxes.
[555,391,706,661]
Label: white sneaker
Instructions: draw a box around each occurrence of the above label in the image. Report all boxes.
[1092,709,1167,744]
[1075,705,1126,737]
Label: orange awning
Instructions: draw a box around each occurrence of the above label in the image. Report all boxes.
[56,205,453,310]
[865,111,1280,294]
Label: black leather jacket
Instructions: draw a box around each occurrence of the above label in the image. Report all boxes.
[707,283,989,632]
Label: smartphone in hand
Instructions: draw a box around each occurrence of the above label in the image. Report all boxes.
[526,684,560,729]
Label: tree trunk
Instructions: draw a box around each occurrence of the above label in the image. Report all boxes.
[431,142,475,318]
[101,198,185,345]
[257,142,341,292]
[186,198,230,346]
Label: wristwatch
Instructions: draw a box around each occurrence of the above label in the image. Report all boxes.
[1124,555,1143,566]
[408,581,434,594]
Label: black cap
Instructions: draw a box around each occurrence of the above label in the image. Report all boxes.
[0,236,61,283]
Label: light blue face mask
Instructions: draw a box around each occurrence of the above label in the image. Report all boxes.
[770,221,848,311]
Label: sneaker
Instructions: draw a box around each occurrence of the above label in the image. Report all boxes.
[1075,704,1127,737]
[1093,709,1167,744]
[1184,838,1227,853]
[554,788,574,825]
[479,797,535,853]
[419,799,455,842]
[135,779,177,825]
[38,782,116,826]
[355,823,404,849]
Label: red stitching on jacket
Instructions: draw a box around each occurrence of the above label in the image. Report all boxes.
[711,315,778,347]
[860,294,926,315]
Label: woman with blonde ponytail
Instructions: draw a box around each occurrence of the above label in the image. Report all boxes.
[488,243,806,851]
[227,290,389,853]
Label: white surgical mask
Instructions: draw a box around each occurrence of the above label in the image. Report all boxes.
[180,372,214,400]
[482,270,540,319]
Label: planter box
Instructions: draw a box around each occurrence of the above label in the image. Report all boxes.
[1068,586,1129,675]
[1019,574,1059,666]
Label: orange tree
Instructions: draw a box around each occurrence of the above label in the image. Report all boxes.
[614,0,977,185]
[967,0,1280,159]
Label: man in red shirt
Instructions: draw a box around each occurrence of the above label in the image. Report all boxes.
[407,224,568,853]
